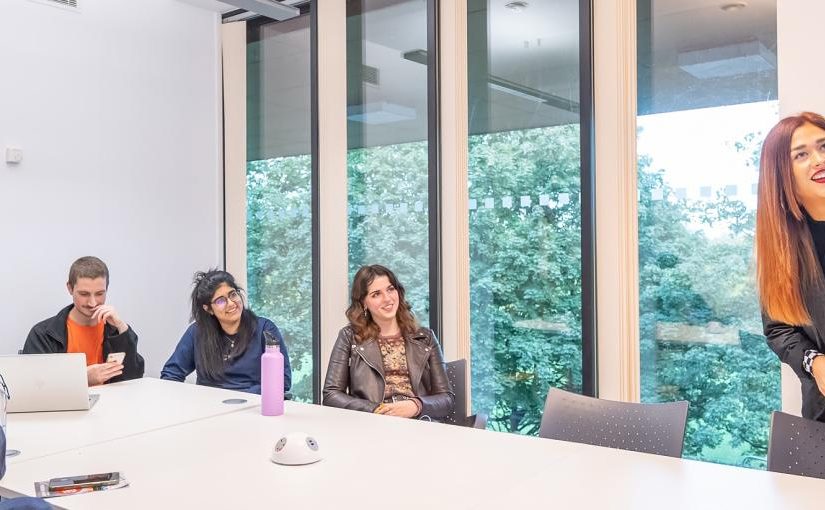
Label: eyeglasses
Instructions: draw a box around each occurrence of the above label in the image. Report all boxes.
[211,290,242,309]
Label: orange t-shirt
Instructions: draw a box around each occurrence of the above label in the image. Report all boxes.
[66,318,105,366]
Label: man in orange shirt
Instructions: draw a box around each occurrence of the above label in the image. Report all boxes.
[22,256,144,385]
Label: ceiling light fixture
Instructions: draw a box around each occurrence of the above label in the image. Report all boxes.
[347,102,417,125]
[720,2,747,12]
[219,0,299,21]
[402,49,579,113]
[505,1,529,12]
[222,10,260,23]
[678,40,774,79]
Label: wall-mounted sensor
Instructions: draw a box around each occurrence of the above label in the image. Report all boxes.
[5,147,23,164]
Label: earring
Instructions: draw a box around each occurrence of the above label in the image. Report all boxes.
[364,308,369,318]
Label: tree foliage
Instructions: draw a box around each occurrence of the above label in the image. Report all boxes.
[247,155,314,399]
[347,144,430,319]
[468,125,583,435]
[246,122,779,467]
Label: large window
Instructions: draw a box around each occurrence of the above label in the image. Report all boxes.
[467,0,591,434]
[246,14,315,402]
[345,0,432,322]
[637,1,779,467]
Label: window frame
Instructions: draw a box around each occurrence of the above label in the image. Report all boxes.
[224,0,597,405]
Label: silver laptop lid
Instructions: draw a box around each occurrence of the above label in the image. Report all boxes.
[0,353,90,413]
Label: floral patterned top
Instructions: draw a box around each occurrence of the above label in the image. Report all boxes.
[377,334,415,400]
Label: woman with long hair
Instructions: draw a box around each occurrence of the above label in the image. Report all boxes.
[161,270,291,394]
[757,111,825,421]
[323,265,454,419]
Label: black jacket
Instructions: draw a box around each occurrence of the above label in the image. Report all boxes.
[764,279,825,421]
[323,325,454,419]
[22,304,145,383]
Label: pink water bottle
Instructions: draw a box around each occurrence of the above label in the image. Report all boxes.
[261,331,284,416]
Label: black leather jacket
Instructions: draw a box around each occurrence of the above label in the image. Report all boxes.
[323,325,454,419]
[764,282,825,421]
[767,217,825,422]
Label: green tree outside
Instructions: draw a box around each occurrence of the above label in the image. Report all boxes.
[246,121,779,467]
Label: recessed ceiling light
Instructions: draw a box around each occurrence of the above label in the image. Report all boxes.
[720,2,747,12]
[505,1,529,12]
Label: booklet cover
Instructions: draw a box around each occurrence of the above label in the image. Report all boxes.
[34,472,129,498]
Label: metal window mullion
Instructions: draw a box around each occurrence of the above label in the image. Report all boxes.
[310,0,321,404]
[580,0,598,397]
[427,0,443,340]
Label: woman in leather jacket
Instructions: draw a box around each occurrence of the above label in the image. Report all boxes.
[323,265,454,419]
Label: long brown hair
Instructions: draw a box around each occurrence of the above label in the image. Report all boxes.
[756,112,825,325]
[346,265,419,343]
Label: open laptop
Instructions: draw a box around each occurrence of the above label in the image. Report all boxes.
[0,353,92,413]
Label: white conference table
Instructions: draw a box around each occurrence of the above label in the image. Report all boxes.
[4,377,259,464]
[0,378,823,509]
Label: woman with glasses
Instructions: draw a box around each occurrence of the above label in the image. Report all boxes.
[323,265,454,419]
[161,270,291,394]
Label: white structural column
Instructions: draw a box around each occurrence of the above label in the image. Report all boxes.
[439,0,470,365]
[222,21,248,288]
[317,1,350,384]
[777,0,825,416]
[593,0,640,402]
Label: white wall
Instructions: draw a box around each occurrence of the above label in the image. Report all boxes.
[0,0,224,377]
[778,1,825,117]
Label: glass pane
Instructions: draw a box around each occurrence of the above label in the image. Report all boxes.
[246,15,314,402]
[346,0,430,320]
[468,0,582,434]
[637,1,779,468]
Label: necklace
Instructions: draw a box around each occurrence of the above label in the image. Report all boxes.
[223,335,236,361]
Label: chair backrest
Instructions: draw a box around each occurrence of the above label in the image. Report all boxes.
[464,413,488,430]
[767,411,825,479]
[445,359,467,426]
[538,388,688,458]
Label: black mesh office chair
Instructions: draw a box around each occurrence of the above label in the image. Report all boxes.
[538,387,688,458]
[444,359,487,430]
[767,411,825,479]
[462,413,488,429]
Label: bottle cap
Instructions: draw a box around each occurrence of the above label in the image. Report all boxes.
[263,330,280,350]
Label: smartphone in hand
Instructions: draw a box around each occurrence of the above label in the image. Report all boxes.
[106,352,125,364]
